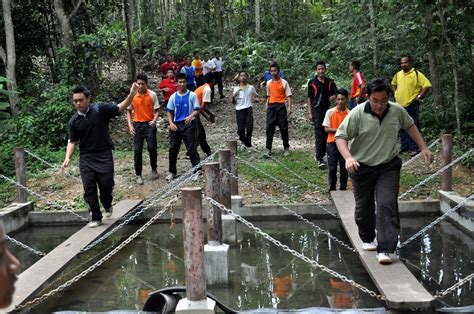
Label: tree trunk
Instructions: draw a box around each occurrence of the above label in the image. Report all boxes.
[437,0,461,135]
[255,0,260,37]
[424,7,444,110]
[53,0,73,44]
[368,0,379,76]
[1,0,18,116]
[137,0,143,49]
[216,0,224,35]
[123,0,136,82]
[271,0,277,32]
[227,1,234,39]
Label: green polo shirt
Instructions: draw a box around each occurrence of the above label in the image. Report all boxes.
[335,101,414,166]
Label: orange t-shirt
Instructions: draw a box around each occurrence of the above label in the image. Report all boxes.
[194,83,211,108]
[130,90,159,122]
[266,78,292,104]
[322,107,350,143]
[192,59,203,76]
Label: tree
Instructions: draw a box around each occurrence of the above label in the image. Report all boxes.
[124,0,136,82]
[255,0,260,37]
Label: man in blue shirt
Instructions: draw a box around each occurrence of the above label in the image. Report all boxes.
[166,73,201,182]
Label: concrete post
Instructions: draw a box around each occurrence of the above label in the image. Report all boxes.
[226,140,239,196]
[441,134,453,191]
[219,149,231,208]
[14,147,27,203]
[204,162,222,245]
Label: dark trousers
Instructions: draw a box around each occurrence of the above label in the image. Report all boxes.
[212,71,224,97]
[350,156,402,253]
[133,122,157,176]
[312,108,328,162]
[168,120,200,175]
[196,116,212,156]
[195,75,203,87]
[187,83,196,92]
[327,142,348,191]
[236,107,253,147]
[400,100,420,152]
[266,104,289,151]
[79,150,114,222]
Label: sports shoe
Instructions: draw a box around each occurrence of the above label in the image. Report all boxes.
[377,252,392,265]
[89,220,101,228]
[151,170,159,180]
[220,94,225,99]
[104,206,113,218]
[136,175,144,185]
[184,155,191,160]
[191,173,200,182]
[362,241,377,251]
[239,144,247,151]
[283,148,290,157]
[165,172,176,182]
[263,149,272,159]
[317,161,327,169]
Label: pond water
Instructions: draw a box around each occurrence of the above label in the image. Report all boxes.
[10,215,473,312]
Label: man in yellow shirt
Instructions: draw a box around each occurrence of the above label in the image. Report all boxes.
[391,56,431,155]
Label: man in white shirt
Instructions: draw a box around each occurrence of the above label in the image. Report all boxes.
[232,71,257,148]
[211,51,225,99]
[202,52,216,75]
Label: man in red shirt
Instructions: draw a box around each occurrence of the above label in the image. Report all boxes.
[158,69,178,106]
[159,55,178,78]
[348,60,366,110]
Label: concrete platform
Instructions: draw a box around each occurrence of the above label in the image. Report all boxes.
[7,199,142,312]
[331,191,435,310]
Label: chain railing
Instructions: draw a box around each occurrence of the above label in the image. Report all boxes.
[13,195,179,312]
[5,235,46,256]
[399,148,473,200]
[435,273,474,299]
[0,174,88,222]
[205,196,385,301]
[402,138,441,167]
[24,149,81,182]
[399,194,473,249]
[222,169,354,253]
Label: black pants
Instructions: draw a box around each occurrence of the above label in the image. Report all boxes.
[196,116,212,156]
[400,100,420,152]
[79,150,114,222]
[213,71,224,97]
[133,122,157,176]
[195,75,203,87]
[313,108,328,162]
[266,104,289,151]
[327,142,348,191]
[236,107,253,147]
[168,120,200,175]
[350,156,402,253]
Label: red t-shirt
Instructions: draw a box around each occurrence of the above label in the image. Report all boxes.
[159,78,177,101]
[160,62,178,75]
[350,71,366,99]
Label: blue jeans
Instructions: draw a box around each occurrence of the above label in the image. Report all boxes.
[400,101,420,152]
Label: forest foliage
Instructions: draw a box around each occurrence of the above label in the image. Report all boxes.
[0,0,472,176]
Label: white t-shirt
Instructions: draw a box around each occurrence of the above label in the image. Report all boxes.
[233,85,257,110]
[202,85,212,103]
[203,60,216,75]
[211,57,223,72]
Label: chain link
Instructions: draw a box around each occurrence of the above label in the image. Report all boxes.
[24,149,81,182]
[13,196,179,311]
[205,196,385,300]
[0,174,88,222]
[399,194,473,249]
[435,273,474,299]
[5,235,46,256]
[399,148,473,199]
[402,138,440,167]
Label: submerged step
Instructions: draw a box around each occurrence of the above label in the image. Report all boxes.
[331,191,435,310]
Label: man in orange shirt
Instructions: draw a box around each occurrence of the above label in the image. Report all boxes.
[192,73,214,157]
[265,63,292,157]
[322,89,350,191]
[192,50,204,87]
[127,73,160,185]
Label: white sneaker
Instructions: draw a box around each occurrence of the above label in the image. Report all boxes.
[136,175,144,185]
[377,253,392,265]
[165,172,176,182]
[283,148,290,157]
[362,241,377,251]
[104,206,113,218]
[89,221,101,228]
[151,170,159,180]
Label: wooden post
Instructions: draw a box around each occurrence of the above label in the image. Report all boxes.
[219,149,231,209]
[14,147,27,203]
[441,134,453,191]
[181,187,206,301]
[226,140,239,196]
[204,162,222,245]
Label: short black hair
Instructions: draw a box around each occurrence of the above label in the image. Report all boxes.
[366,79,390,96]
[193,50,200,56]
[136,73,148,84]
[351,60,361,70]
[176,73,187,81]
[239,70,248,77]
[166,68,175,73]
[336,88,349,99]
[214,50,220,55]
[203,72,215,84]
[400,55,412,63]
[269,62,280,71]
[315,60,326,68]
[72,85,91,98]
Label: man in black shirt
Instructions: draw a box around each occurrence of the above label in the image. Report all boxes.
[61,83,138,228]
[307,61,338,169]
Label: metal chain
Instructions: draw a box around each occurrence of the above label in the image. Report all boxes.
[399,194,473,249]
[398,148,473,199]
[24,149,81,182]
[402,138,440,167]
[205,196,385,300]
[435,273,474,299]
[13,196,179,312]
[5,235,46,256]
[221,169,353,253]
[0,174,88,222]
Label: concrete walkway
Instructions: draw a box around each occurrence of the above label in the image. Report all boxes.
[7,199,142,312]
[331,191,434,310]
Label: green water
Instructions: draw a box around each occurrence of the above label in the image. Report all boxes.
[10,216,473,312]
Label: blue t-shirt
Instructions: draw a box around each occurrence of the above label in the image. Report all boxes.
[263,70,286,82]
[181,66,195,85]
[166,90,200,122]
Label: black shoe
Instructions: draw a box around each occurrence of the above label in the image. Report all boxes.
[220,94,225,99]
[317,161,327,169]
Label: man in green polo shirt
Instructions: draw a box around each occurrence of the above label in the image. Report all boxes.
[335,79,433,265]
